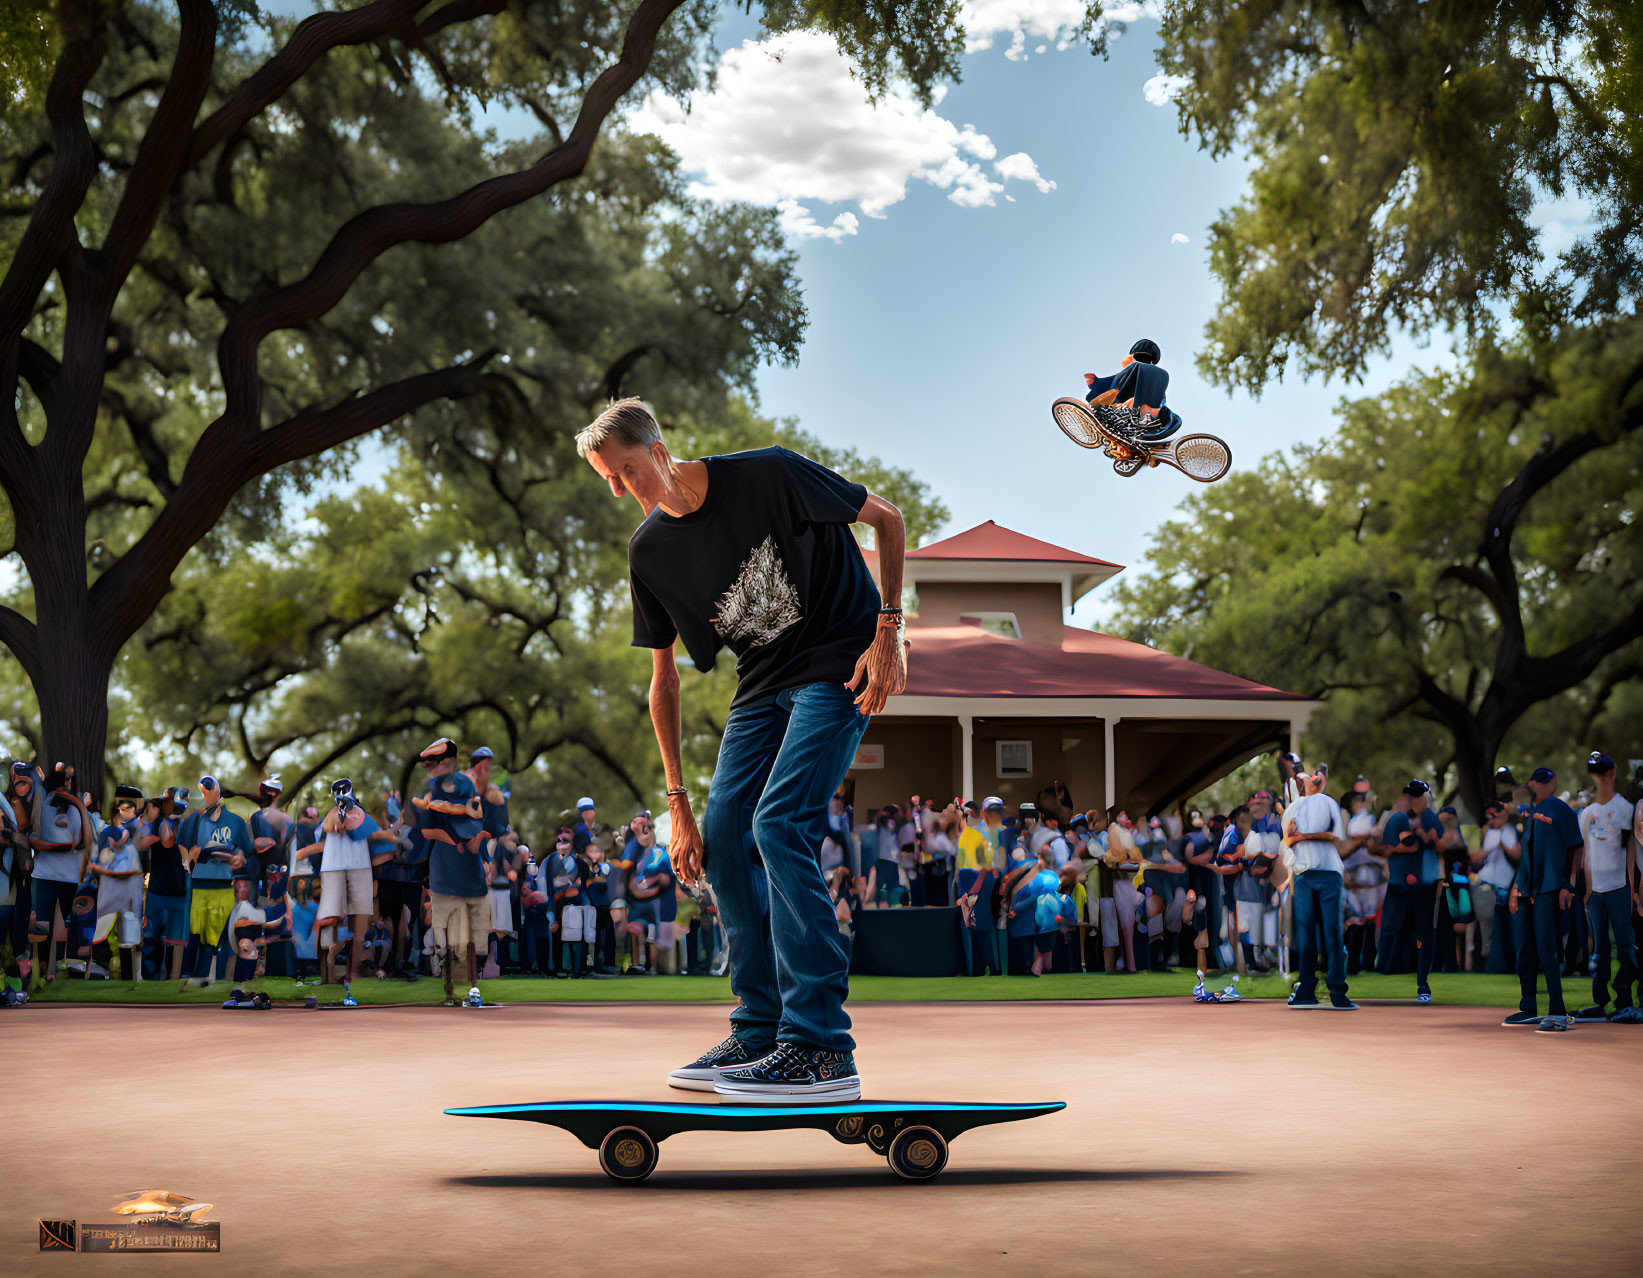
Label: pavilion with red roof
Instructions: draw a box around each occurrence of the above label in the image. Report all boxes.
[852,521,1316,816]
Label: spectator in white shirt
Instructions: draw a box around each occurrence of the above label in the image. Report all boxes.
[1472,800,1520,972]
[1281,764,1356,1009]
[1573,752,1637,1023]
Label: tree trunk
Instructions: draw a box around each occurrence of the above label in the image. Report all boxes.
[1449,718,1496,827]
[12,451,110,796]
[34,628,112,798]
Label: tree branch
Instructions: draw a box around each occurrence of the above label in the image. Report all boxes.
[17,337,60,419]
[1436,561,1509,619]
[100,0,217,288]
[185,0,427,171]
[0,28,104,352]
[599,342,661,401]
[88,351,499,661]
[215,0,688,422]
[86,0,687,670]
[0,603,40,680]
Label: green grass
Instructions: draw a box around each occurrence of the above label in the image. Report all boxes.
[23,969,1552,1008]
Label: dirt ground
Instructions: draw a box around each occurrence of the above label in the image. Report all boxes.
[5,999,1641,1277]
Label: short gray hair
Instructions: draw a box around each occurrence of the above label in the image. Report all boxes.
[576,397,662,460]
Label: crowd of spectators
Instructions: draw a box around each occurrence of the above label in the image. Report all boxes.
[818,754,1640,1011]
[0,742,725,1006]
[2,744,1635,1015]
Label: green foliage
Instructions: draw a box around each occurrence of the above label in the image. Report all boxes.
[1158,0,1643,391]
[1109,317,1643,809]
[1,0,968,802]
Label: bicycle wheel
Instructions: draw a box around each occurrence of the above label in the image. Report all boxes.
[1051,397,1103,448]
[1171,433,1232,482]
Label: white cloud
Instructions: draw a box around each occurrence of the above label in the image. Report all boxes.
[780,203,861,243]
[1170,232,1189,244]
[632,32,1055,231]
[1142,72,1188,106]
[996,151,1057,193]
[961,1,1160,54]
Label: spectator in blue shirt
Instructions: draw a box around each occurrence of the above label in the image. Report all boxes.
[414,737,489,1004]
[1373,779,1443,1003]
[519,844,555,976]
[179,776,255,985]
[1502,767,1584,1031]
[1000,827,1042,974]
[1011,850,1061,976]
[628,820,677,974]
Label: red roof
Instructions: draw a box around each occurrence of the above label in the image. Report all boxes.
[909,520,1121,569]
[901,625,1307,702]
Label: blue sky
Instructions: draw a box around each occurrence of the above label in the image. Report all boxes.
[259,3,1493,627]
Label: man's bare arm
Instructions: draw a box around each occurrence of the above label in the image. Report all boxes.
[847,492,908,716]
[652,646,704,885]
[651,646,686,791]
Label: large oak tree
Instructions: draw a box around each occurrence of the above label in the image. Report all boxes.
[0,0,1042,791]
[1115,0,1643,816]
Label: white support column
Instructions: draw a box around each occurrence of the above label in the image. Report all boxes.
[1061,576,1073,617]
[958,714,974,804]
[1103,715,1120,810]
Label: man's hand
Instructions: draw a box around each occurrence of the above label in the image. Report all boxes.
[1508,887,1519,915]
[847,622,908,716]
[229,851,245,870]
[1558,888,1573,911]
[669,794,705,887]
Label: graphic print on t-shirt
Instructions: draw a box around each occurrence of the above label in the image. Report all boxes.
[712,535,801,648]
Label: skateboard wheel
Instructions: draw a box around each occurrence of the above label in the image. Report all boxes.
[887,1126,948,1181]
[598,1126,658,1184]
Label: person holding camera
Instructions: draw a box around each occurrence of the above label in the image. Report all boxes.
[1501,766,1583,1030]
[310,778,394,982]
[1372,779,1442,1003]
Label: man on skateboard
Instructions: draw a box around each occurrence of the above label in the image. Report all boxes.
[578,398,908,1102]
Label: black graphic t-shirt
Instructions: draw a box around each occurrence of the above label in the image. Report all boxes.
[628,447,880,707]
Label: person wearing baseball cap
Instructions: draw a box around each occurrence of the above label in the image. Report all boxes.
[571,797,604,856]
[411,737,489,1004]
[1501,766,1584,1029]
[1573,752,1638,1023]
[1372,779,1443,1004]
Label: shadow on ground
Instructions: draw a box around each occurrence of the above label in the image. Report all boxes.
[449,1167,1245,1191]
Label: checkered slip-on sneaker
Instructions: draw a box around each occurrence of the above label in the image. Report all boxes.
[668,1033,774,1093]
[712,1042,861,1104]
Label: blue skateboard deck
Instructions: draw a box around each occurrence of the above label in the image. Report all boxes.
[445,1099,1065,1183]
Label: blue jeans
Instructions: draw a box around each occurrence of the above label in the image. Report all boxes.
[1513,892,1566,1016]
[703,681,869,1052]
[1292,870,1347,1000]
[1587,887,1638,1011]
[1376,883,1435,991]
